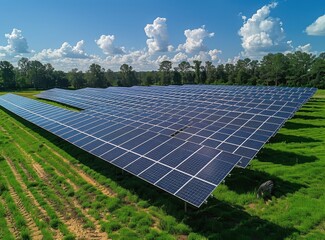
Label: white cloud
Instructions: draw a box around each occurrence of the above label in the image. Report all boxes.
[144,17,173,54]
[188,49,221,62]
[295,43,312,53]
[306,14,325,36]
[95,34,125,55]
[33,40,90,60]
[1,17,223,71]
[0,28,29,55]
[208,49,222,61]
[227,55,241,64]
[171,52,188,63]
[238,2,292,58]
[178,26,214,53]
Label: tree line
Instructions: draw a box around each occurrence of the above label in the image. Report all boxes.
[0,51,324,91]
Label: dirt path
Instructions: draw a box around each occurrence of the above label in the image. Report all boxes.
[7,120,160,232]
[44,144,115,197]
[33,153,109,240]
[4,177,43,240]
[13,142,108,239]
[0,196,20,239]
[3,154,64,239]
[10,120,115,198]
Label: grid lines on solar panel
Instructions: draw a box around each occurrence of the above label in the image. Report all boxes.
[1,85,316,207]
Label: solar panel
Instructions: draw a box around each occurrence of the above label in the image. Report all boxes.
[0,85,316,207]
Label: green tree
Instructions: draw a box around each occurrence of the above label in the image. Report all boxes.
[86,63,106,88]
[193,60,202,84]
[224,63,236,84]
[248,60,259,85]
[205,61,216,84]
[215,64,226,83]
[118,64,138,86]
[68,68,85,89]
[43,63,55,89]
[105,69,115,86]
[54,70,69,88]
[172,68,182,85]
[178,61,192,84]
[286,51,315,86]
[159,60,172,85]
[260,53,288,86]
[142,71,155,86]
[17,57,30,88]
[27,60,45,89]
[235,58,251,85]
[0,61,16,89]
[309,55,325,88]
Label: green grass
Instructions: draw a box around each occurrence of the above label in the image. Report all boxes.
[0,89,324,239]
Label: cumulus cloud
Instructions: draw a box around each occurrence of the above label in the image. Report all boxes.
[177,26,214,53]
[238,2,292,58]
[188,49,221,62]
[95,34,125,55]
[0,28,29,55]
[171,52,188,63]
[33,40,90,60]
[1,17,223,71]
[144,17,173,54]
[295,43,312,53]
[306,14,325,36]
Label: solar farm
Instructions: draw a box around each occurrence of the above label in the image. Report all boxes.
[0,85,325,239]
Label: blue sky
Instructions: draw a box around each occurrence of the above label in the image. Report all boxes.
[0,0,324,71]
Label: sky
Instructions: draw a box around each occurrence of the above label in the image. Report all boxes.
[0,0,324,71]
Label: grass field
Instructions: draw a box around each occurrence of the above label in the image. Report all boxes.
[0,89,324,239]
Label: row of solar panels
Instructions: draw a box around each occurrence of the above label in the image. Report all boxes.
[0,94,238,207]
[0,85,316,207]
[36,86,315,168]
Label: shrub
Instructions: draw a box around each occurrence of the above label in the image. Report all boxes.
[188,233,208,240]
[27,182,39,188]
[145,229,160,240]
[50,218,59,229]
[174,222,191,234]
[66,189,75,197]
[106,197,121,212]
[63,235,76,240]
[133,212,153,229]
[137,200,150,208]
[0,182,7,195]
[103,220,122,233]
[159,216,178,233]
[114,227,139,239]
[114,206,136,224]
[21,229,31,240]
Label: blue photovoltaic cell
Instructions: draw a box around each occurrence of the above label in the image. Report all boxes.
[90,143,115,156]
[176,178,215,207]
[159,147,195,167]
[139,163,172,184]
[101,147,127,162]
[146,143,178,161]
[177,153,211,175]
[124,157,155,175]
[112,152,139,168]
[0,85,316,208]
[156,170,192,194]
[197,160,235,185]
[81,140,104,151]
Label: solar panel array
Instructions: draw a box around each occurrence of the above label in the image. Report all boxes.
[0,85,316,207]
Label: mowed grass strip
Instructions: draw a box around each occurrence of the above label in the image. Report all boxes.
[0,89,324,239]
